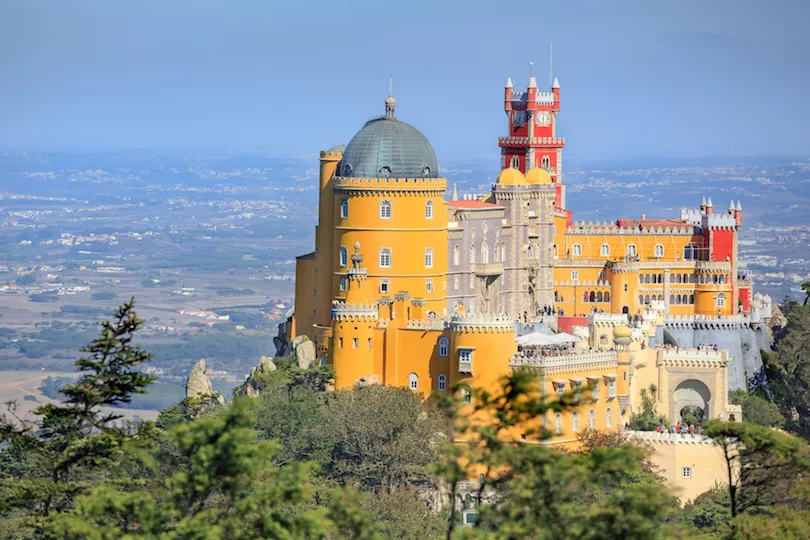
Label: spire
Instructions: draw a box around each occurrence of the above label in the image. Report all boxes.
[528,61,537,89]
[552,76,560,89]
[505,75,513,89]
[451,183,458,200]
[701,196,707,207]
[729,200,736,212]
[707,197,713,207]
[736,200,742,211]
[384,76,396,118]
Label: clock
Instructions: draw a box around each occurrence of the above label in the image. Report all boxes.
[535,111,550,127]
[513,111,527,127]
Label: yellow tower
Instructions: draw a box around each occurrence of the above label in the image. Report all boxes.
[608,264,640,315]
[331,241,378,389]
[449,315,516,395]
[331,93,448,317]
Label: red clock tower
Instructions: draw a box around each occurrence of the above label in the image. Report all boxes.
[500,74,566,213]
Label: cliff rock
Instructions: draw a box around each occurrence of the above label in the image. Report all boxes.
[186,359,214,398]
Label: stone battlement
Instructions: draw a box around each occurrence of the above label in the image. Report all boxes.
[658,347,729,367]
[449,314,515,333]
[406,319,447,331]
[566,221,693,235]
[330,301,379,322]
[664,314,750,330]
[510,350,617,371]
[332,176,446,190]
[626,430,716,446]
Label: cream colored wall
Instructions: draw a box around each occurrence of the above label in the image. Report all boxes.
[648,440,728,504]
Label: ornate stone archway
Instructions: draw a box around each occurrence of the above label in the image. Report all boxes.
[672,379,711,423]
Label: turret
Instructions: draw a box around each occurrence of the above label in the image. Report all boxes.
[735,200,743,226]
[706,197,713,215]
[526,75,538,112]
[551,77,560,112]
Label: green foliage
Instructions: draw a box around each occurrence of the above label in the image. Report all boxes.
[0,298,157,534]
[37,376,73,400]
[802,281,810,306]
[156,394,225,430]
[729,389,784,428]
[629,385,668,431]
[680,486,732,536]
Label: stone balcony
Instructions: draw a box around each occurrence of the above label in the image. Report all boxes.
[472,262,504,276]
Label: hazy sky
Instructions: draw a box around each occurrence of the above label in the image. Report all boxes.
[2,0,809,161]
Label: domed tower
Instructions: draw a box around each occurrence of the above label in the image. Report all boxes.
[331,241,378,389]
[332,93,448,315]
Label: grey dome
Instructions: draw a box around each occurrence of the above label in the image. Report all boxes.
[339,116,439,179]
[327,144,346,152]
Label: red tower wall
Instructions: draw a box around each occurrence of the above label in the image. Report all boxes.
[711,229,735,263]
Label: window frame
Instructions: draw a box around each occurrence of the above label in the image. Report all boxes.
[379,248,392,269]
[425,247,434,269]
[425,200,434,220]
[379,199,392,220]
[339,246,348,267]
[437,373,447,391]
[438,337,449,357]
[408,372,418,391]
[600,243,610,257]
[572,243,582,257]
[379,279,390,294]
[340,198,349,219]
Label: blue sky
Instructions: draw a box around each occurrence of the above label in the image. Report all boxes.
[1,0,809,161]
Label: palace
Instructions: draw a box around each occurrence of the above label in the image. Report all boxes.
[284,75,773,500]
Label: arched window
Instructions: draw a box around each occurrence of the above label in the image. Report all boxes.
[555,413,563,435]
[684,245,693,260]
[453,245,460,266]
[510,155,520,169]
[541,155,551,170]
[379,199,392,219]
[606,407,613,428]
[572,243,582,257]
[583,291,589,303]
[627,244,637,257]
[501,244,506,262]
[604,292,610,302]
[713,274,719,284]
[638,294,644,305]
[425,200,434,220]
[494,243,500,262]
[689,294,695,304]
[589,409,596,430]
[596,291,603,303]
[553,244,558,259]
[461,386,472,404]
[670,294,676,305]
[437,373,447,392]
[438,337,449,357]
[470,245,476,265]
[379,248,392,268]
[572,412,579,433]
[340,198,349,219]
[654,244,664,258]
[589,291,596,302]
[408,372,418,391]
[716,293,726,308]
[481,242,489,264]
[425,278,433,293]
[600,243,610,257]
[644,294,651,304]
[658,273,664,283]
[425,248,433,268]
[339,246,348,267]
[681,294,688,304]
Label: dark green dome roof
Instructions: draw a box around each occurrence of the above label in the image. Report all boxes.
[339,107,439,179]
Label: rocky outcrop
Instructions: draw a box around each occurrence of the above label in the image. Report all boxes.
[355,374,380,387]
[273,321,292,358]
[259,356,277,373]
[292,336,316,369]
[186,359,214,398]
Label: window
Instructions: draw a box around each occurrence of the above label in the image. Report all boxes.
[607,378,616,397]
[340,198,348,219]
[453,275,459,290]
[438,337,449,357]
[591,379,600,400]
[379,279,390,294]
[352,338,358,349]
[572,412,579,433]
[494,243,500,262]
[461,386,472,404]
[682,467,692,479]
[571,270,579,281]
[555,413,563,435]
[379,248,392,268]
[426,279,433,293]
[453,245,460,266]
[368,338,372,349]
[481,242,489,264]
[470,245,476,265]
[339,246,348,267]
[339,277,346,292]
[510,155,520,169]
[437,373,447,391]
[459,349,473,372]
[572,243,582,257]
[627,244,637,257]
[716,293,726,308]
[589,409,596,430]
[379,199,392,219]
[541,155,551,170]
[556,383,565,397]
[425,248,433,268]
[408,373,418,391]
[654,244,664,258]
[338,337,343,348]
[600,243,610,257]
[425,200,434,219]
[606,407,613,428]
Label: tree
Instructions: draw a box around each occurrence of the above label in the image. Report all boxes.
[47,398,380,539]
[702,420,810,523]
[629,384,668,431]
[801,281,810,305]
[760,305,810,440]
[434,371,681,540]
[729,389,784,428]
[0,298,156,531]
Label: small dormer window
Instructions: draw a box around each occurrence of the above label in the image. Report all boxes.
[380,166,391,177]
[422,166,431,177]
[343,163,352,176]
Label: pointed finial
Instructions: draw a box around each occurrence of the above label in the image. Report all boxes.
[451,183,458,200]
[388,75,393,97]
[701,196,707,207]
[505,75,513,89]
[707,197,713,207]
[729,200,736,212]
[354,240,361,254]
[552,76,560,89]
[736,200,742,211]
[385,76,396,118]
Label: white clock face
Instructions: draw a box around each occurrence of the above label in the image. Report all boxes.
[535,111,550,127]
[513,111,527,127]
